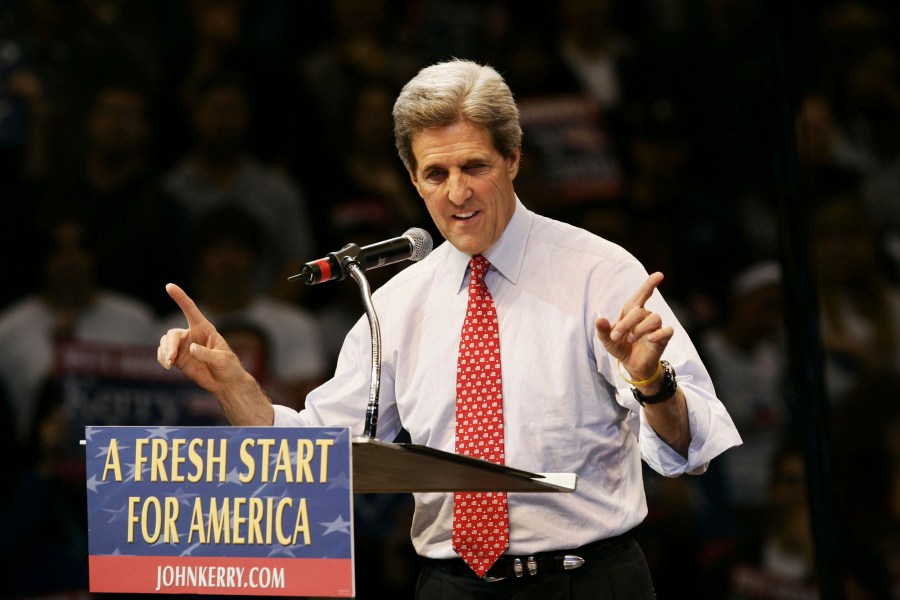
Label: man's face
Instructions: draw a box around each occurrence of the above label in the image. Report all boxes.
[192,86,249,159]
[88,89,148,158]
[409,120,519,256]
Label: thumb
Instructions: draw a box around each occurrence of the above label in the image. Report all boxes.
[189,342,216,364]
[595,317,613,345]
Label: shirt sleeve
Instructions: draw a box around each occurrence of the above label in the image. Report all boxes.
[272,314,403,441]
[639,378,743,476]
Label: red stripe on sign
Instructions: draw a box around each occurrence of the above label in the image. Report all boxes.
[89,554,353,597]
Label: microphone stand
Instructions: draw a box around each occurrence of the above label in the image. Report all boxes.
[345,261,381,439]
[301,242,381,438]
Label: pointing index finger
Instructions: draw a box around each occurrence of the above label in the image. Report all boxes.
[627,272,665,310]
[166,283,208,328]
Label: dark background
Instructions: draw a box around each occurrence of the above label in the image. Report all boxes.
[1,1,899,598]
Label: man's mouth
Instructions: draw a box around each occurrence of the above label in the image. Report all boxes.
[454,211,478,220]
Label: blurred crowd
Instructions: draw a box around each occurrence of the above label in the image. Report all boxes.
[1,0,900,598]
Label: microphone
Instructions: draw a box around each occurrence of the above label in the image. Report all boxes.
[290,227,434,285]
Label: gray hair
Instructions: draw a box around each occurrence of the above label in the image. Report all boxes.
[392,58,522,173]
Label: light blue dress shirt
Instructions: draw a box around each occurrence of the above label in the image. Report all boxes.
[274,198,741,557]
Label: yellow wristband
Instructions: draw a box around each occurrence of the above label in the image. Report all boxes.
[616,359,663,387]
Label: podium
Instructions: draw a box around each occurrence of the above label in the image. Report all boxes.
[303,246,577,497]
[352,437,576,493]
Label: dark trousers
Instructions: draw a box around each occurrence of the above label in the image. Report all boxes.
[415,536,657,599]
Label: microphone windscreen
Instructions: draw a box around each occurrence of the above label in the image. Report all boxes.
[404,227,433,261]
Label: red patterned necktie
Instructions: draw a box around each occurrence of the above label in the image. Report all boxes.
[452,254,509,578]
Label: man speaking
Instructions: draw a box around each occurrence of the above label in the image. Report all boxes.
[158,58,741,598]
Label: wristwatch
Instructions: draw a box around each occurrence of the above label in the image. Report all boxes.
[632,360,677,405]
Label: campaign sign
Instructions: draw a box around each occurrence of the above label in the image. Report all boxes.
[85,426,354,597]
[518,94,623,203]
[57,341,242,436]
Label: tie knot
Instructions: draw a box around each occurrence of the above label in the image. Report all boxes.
[469,255,489,286]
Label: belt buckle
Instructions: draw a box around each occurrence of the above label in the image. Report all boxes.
[482,558,514,583]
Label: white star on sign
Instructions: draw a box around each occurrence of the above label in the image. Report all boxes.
[320,515,352,536]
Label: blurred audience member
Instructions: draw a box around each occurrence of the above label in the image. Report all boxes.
[0,376,90,598]
[157,205,327,411]
[620,100,723,325]
[0,0,157,179]
[812,195,900,402]
[407,0,510,66]
[0,46,51,184]
[556,0,638,118]
[352,490,418,599]
[0,217,157,442]
[494,1,639,220]
[699,261,789,529]
[161,70,315,303]
[816,2,900,177]
[155,0,294,165]
[701,441,891,599]
[638,466,706,599]
[674,0,771,197]
[292,0,416,180]
[38,76,187,315]
[794,93,862,196]
[0,2,159,309]
[813,3,900,277]
[324,81,434,246]
[831,372,900,598]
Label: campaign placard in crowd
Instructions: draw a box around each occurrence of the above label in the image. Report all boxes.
[57,341,246,435]
[84,426,355,597]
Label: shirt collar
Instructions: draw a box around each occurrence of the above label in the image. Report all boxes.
[450,196,532,293]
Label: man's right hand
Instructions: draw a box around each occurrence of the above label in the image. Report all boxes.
[157,283,274,425]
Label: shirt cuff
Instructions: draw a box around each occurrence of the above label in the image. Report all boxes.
[640,383,739,476]
[272,403,304,427]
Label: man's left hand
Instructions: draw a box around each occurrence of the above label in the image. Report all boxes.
[595,272,674,391]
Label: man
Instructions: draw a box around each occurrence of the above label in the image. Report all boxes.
[40,79,187,315]
[158,59,741,598]
[1,216,158,442]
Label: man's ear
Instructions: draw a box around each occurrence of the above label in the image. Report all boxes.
[507,148,521,180]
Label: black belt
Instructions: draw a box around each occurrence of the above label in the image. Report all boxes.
[423,532,633,582]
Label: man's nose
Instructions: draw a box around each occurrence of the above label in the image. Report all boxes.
[447,172,472,205]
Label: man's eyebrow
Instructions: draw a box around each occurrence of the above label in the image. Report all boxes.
[422,154,493,172]
[418,159,444,174]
